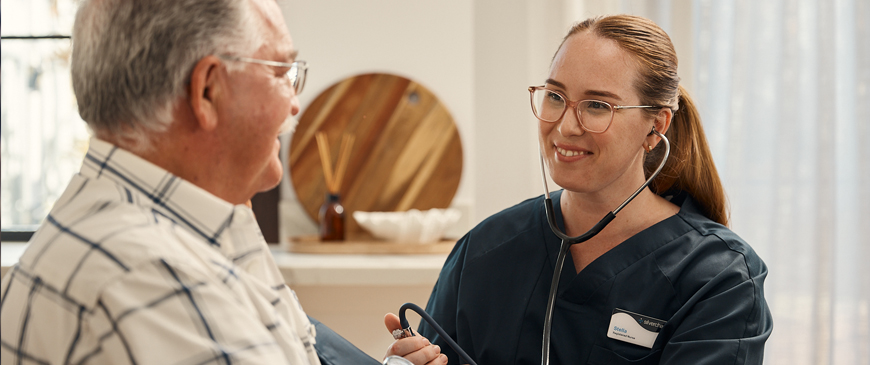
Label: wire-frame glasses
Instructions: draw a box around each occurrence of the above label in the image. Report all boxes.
[529,86,657,133]
[220,55,308,95]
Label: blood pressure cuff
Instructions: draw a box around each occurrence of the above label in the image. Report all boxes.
[309,315,381,365]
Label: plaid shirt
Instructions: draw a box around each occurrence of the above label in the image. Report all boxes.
[1,138,320,365]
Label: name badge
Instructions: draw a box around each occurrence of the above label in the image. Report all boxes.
[606,308,666,348]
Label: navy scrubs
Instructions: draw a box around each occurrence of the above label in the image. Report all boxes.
[419,191,772,365]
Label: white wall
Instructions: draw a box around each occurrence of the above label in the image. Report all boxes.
[470,0,566,223]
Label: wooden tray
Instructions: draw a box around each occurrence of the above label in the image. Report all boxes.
[289,73,463,238]
[286,235,456,255]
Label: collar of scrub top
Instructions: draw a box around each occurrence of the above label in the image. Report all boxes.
[539,127,671,365]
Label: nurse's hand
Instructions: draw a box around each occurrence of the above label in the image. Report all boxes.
[383,313,448,365]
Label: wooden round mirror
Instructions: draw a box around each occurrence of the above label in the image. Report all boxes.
[288,73,463,239]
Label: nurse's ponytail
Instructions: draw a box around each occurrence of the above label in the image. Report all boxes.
[646,86,728,226]
[559,15,729,226]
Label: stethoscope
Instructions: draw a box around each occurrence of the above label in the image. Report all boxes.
[538,127,670,365]
[385,127,670,365]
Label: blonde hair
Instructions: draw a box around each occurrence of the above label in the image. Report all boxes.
[557,15,729,226]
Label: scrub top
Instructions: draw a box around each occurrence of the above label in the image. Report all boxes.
[419,191,772,365]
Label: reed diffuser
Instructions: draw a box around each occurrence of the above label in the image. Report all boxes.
[315,132,355,241]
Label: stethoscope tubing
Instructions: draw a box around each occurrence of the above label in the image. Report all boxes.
[398,302,479,365]
[540,128,670,365]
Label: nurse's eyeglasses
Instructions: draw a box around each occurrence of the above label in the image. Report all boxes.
[220,55,308,95]
[528,86,658,133]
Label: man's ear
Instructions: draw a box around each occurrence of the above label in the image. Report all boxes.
[188,55,225,132]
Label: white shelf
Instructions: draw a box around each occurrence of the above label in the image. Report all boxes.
[1,242,448,286]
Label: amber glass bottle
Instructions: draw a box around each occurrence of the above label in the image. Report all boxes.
[319,193,345,241]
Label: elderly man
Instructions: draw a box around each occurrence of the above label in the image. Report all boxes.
[0,0,446,364]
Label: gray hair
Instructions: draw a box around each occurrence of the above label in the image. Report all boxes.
[71,0,264,150]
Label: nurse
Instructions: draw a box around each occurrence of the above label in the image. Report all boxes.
[419,15,772,365]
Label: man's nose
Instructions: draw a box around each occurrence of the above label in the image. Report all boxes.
[289,94,301,116]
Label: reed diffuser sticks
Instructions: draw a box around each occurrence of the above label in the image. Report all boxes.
[315,131,355,193]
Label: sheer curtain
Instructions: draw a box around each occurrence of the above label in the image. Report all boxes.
[693,0,870,364]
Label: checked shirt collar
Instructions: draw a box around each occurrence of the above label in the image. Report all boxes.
[80,138,262,255]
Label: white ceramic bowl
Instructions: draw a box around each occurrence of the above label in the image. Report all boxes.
[352,208,461,244]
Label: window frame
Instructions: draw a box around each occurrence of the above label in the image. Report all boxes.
[1,34,73,242]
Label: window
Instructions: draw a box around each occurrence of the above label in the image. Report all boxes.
[1,0,89,240]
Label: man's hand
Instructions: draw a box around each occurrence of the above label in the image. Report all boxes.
[383,313,448,365]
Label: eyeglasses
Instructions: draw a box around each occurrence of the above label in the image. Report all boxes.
[219,55,308,95]
[528,86,657,133]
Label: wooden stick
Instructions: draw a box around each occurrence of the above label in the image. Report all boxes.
[315,132,335,192]
[332,134,355,193]
[331,136,347,192]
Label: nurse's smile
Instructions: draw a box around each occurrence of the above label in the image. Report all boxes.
[554,143,592,162]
